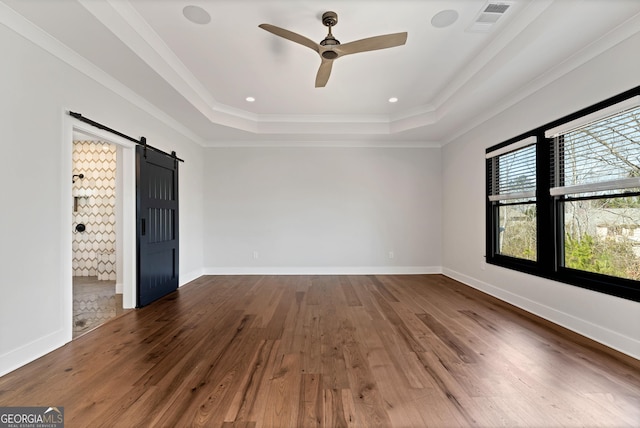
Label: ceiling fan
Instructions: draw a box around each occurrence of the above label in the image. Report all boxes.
[259,11,408,88]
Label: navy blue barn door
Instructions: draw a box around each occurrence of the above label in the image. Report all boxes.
[136,145,179,307]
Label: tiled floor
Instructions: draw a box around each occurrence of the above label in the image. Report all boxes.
[72,276,124,338]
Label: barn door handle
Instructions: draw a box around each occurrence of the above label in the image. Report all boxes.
[141,218,146,236]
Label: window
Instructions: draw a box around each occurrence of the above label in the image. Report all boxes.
[487,137,537,261]
[548,100,640,281]
[486,87,640,302]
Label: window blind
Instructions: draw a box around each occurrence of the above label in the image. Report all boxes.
[550,104,640,197]
[488,137,537,202]
[545,96,640,138]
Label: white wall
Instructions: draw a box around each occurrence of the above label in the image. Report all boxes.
[0,22,204,376]
[203,147,441,274]
[441,32,640,359]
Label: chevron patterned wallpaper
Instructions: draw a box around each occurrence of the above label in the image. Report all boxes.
[72,141,117,280]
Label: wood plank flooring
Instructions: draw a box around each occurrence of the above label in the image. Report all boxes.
[1,274,639,427]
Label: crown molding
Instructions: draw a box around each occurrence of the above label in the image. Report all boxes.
[5,0,639,146]
[442,7,640,145]
[68,0,502,136]
[202,139,442,149]
[73,0,559,138]
[78,0,259,132]
[0,1,204,146]
[430,0,554,112]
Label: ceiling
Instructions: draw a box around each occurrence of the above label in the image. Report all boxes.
[4,0,640,146]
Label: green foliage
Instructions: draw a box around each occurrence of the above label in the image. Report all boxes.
[565,233,640,280]
[599,195,640,208]
[498,201,640,279]
[499,205,536,261]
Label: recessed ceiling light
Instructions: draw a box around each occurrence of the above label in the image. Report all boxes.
[388,97,399,103]
[183,5,211,25]
[245,96,256,103]
[431,10,459,28]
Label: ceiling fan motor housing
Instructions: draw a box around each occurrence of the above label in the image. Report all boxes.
[321,49,339,60]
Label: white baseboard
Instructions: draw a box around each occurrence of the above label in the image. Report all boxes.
[202,266,442,275]
[442,268,640,360]
[0,330,68,377]
[180,268,205,286]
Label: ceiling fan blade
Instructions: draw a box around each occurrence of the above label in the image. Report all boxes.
[315,59,333,88]
[259,24,319,53]
[335,32,407,56]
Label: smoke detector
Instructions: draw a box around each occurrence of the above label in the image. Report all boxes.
[467,1,513,33]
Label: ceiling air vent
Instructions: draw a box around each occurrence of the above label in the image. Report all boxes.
[484,3,510,14]
[467,1,513,33]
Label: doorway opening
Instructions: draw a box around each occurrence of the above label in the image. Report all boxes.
[65,117,137,341]
[71,140,122,337]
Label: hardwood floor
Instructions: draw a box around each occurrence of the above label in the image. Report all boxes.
[1,275,639,427]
